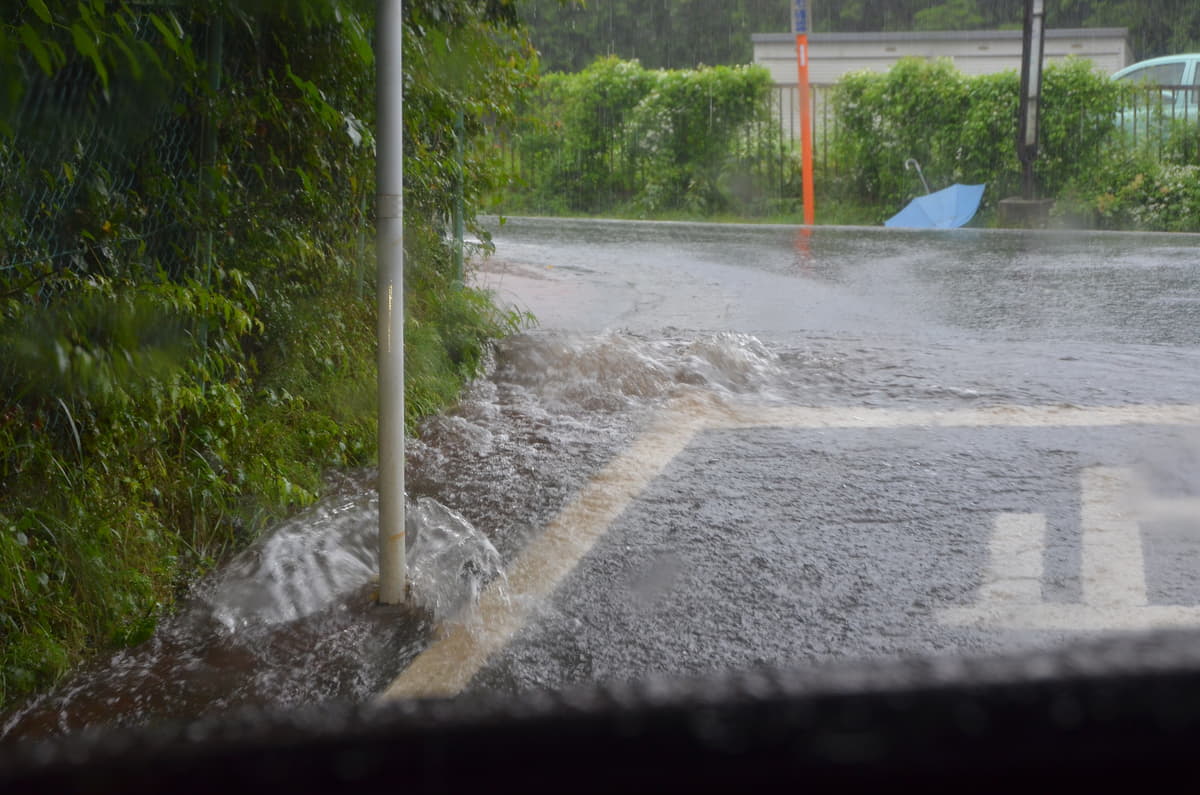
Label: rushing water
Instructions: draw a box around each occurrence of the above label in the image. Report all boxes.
[6,220,1200,742]
[1,329,787,741]
[0,484,503,740]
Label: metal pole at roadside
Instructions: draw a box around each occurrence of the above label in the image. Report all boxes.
[1017,0,1046,200]
[998,0,1052,227]
[377,0,407,604]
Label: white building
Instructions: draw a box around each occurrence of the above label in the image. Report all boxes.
[752,28,1133,140]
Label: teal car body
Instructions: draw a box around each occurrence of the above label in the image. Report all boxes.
[1112,54,1200,134]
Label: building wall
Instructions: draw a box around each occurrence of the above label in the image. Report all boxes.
[753,28,1133,86]
[754,28,1133,142]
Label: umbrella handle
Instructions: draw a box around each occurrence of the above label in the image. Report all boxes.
[904,158,932,194]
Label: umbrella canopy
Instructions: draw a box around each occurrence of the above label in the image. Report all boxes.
[885,183,986,229]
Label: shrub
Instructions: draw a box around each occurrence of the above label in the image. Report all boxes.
[829,56,1127,222]
[507,57,776,215]
[629,63,774,214]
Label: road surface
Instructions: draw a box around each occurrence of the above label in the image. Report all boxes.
[386,217,1200,699]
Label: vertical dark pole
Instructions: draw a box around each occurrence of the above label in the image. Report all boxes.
[1017,0,1046,200]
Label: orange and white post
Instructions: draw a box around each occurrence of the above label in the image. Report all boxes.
[792,1,815,225]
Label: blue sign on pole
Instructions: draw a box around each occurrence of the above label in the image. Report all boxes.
[792,0,808,34]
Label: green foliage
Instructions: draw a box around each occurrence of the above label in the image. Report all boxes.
[520,0,788,73]
[501,58,656,213]
[507,57,775,215]
[630,63,775,214]
[0,0,536,711]
[831,58,972,210]
[1058,119,1200,231]
[502,50,1196,231]
[402,0,539,228]
[520,1,1198,73]
[1051,0,1200,61]
[829,57,1127,223]
[913,0,984,31]
[1038,59,1132,196]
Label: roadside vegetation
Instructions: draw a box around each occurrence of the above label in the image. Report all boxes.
[504,56,781,216]
[496,54,1200,232]
[499,0,1200,230]
[0,0,533,711]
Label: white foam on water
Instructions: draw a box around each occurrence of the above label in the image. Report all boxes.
[406,497,506,625]
[200,494,502,633]
[201,493,380,632]
[489,330,783,413]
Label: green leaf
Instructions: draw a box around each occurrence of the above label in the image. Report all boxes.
[18,24,55,76]
[149,13,185,63]
[28,0,52,24]
[69,22,108,88]
[110,35,143,80]
[340,14,374,67]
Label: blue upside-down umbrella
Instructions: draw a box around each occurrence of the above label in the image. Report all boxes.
[884,159,985,229]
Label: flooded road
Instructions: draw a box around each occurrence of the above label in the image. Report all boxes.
[483,218,1200,345]
[451,218,1200,694]
[6,218,1200,740]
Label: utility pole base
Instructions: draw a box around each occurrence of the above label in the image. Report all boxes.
[997,197,1054,229]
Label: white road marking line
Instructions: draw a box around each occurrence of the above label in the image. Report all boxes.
[942,467,1200,632]
[1140,495,1200,521]
[378,397,712,700]
[382,400,1200,698]
[717,404,1200,430]
[940,603,1200,632]
[979,513,1046,604]
[1081,467,1147,609]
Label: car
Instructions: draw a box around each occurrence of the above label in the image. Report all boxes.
[1111,54,1200,138]
[1112,53,1200,88]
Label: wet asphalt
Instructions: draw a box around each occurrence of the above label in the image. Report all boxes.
[464,217,1200,695]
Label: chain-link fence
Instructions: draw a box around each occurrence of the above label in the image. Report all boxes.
[0,11,207,290]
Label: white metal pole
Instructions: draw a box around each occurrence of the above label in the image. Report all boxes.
[377,0,407,604]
